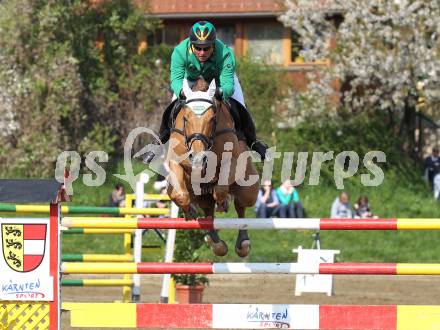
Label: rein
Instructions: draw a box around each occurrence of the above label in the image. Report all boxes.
[170,98,236,151]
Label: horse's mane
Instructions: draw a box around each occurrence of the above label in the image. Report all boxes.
[192,77,209,92]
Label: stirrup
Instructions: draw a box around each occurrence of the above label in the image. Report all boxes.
[142,141,163,165]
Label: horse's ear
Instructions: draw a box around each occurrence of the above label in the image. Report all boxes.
[208,79,216,98]
[182,80,192,98]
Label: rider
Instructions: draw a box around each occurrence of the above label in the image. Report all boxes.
[143,20,269,164]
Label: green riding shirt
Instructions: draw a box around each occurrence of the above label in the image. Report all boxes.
[170,38,236,100]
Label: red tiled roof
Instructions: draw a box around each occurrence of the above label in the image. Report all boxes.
[148,0,284,14]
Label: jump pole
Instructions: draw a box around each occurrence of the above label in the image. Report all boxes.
[62,303,440,329]
[61,254,134,262]
[60,261,440,275]
[61,278,134,287]
[61,217,440,230]
[62,228,136,234]
[0,204,169,215]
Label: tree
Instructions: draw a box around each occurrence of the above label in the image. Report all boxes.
[0,0,83,176]
[280,0,440,150]
[0,0,169,176]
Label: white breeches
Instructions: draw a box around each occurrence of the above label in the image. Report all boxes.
[173,74,246,108]
[230,75,245,107]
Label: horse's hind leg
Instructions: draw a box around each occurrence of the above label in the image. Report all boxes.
[234,200,250,258]
[197,195,228,257]
[231,145,259,258]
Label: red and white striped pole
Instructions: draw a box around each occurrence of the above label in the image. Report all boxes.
[61,262,440,275]
[61,217,440,230]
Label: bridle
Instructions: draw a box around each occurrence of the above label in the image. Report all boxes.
[170,98,235,153]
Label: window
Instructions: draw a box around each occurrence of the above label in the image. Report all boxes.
[291,30,304,63]
[216,26,235,50]
[164,25,181,46]
[147,25,182,46]
[289,28,330,65]
[147,29,163,46]
[246,24,284,65]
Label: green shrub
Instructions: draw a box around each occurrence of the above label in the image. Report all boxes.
[236,56,290,140]
[172,229,209,286]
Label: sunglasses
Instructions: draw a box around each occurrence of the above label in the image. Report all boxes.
[193,45,212,52]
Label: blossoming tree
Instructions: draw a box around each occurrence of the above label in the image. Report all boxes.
[280,0,440,148]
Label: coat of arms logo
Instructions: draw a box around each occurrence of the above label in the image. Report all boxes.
[2,224,47,272]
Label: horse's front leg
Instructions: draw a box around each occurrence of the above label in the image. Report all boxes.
[213,151,238,212]
[167,161,197,220]
[213,185,229,212]
[197,195,228,256]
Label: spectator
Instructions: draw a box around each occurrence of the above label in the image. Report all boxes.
[434,173,440,201]
[424,147,440,190]
[353,195,375,218]
[255,180,279,218]
[275,179,305,218]
[155,187,169,210]
[108,183,125,207]
[330,192,354,218]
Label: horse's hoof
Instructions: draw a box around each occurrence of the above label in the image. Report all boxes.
[235,239,251,258]
[204,235,228,257]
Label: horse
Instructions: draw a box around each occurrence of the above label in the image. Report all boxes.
[165,78,260,257]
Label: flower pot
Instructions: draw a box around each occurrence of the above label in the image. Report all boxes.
[175,285,205,304]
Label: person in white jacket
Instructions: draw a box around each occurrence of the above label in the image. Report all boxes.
[434,173,440,201]
[255,180,279,218]
[330,192,354,218]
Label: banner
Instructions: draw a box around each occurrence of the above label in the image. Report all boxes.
[1,218,53,301]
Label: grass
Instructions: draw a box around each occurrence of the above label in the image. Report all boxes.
[4,156,440,264]
[60,162,440,264]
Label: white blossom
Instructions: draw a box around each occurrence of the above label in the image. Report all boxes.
[0,55,21,135]
[280,0,440,119]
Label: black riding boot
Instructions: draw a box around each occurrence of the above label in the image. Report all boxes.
[229,99,269,161]
[143,100,178,164]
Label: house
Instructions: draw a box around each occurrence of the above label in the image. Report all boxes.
[146,0,334,90]
[92,0,440,155]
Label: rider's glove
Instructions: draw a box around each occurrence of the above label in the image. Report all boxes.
[214,87,223,100]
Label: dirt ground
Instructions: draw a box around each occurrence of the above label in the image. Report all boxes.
[60,274,440,329]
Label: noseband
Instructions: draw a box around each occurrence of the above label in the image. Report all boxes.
[184,98,217,151]
[171,98,235,152]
